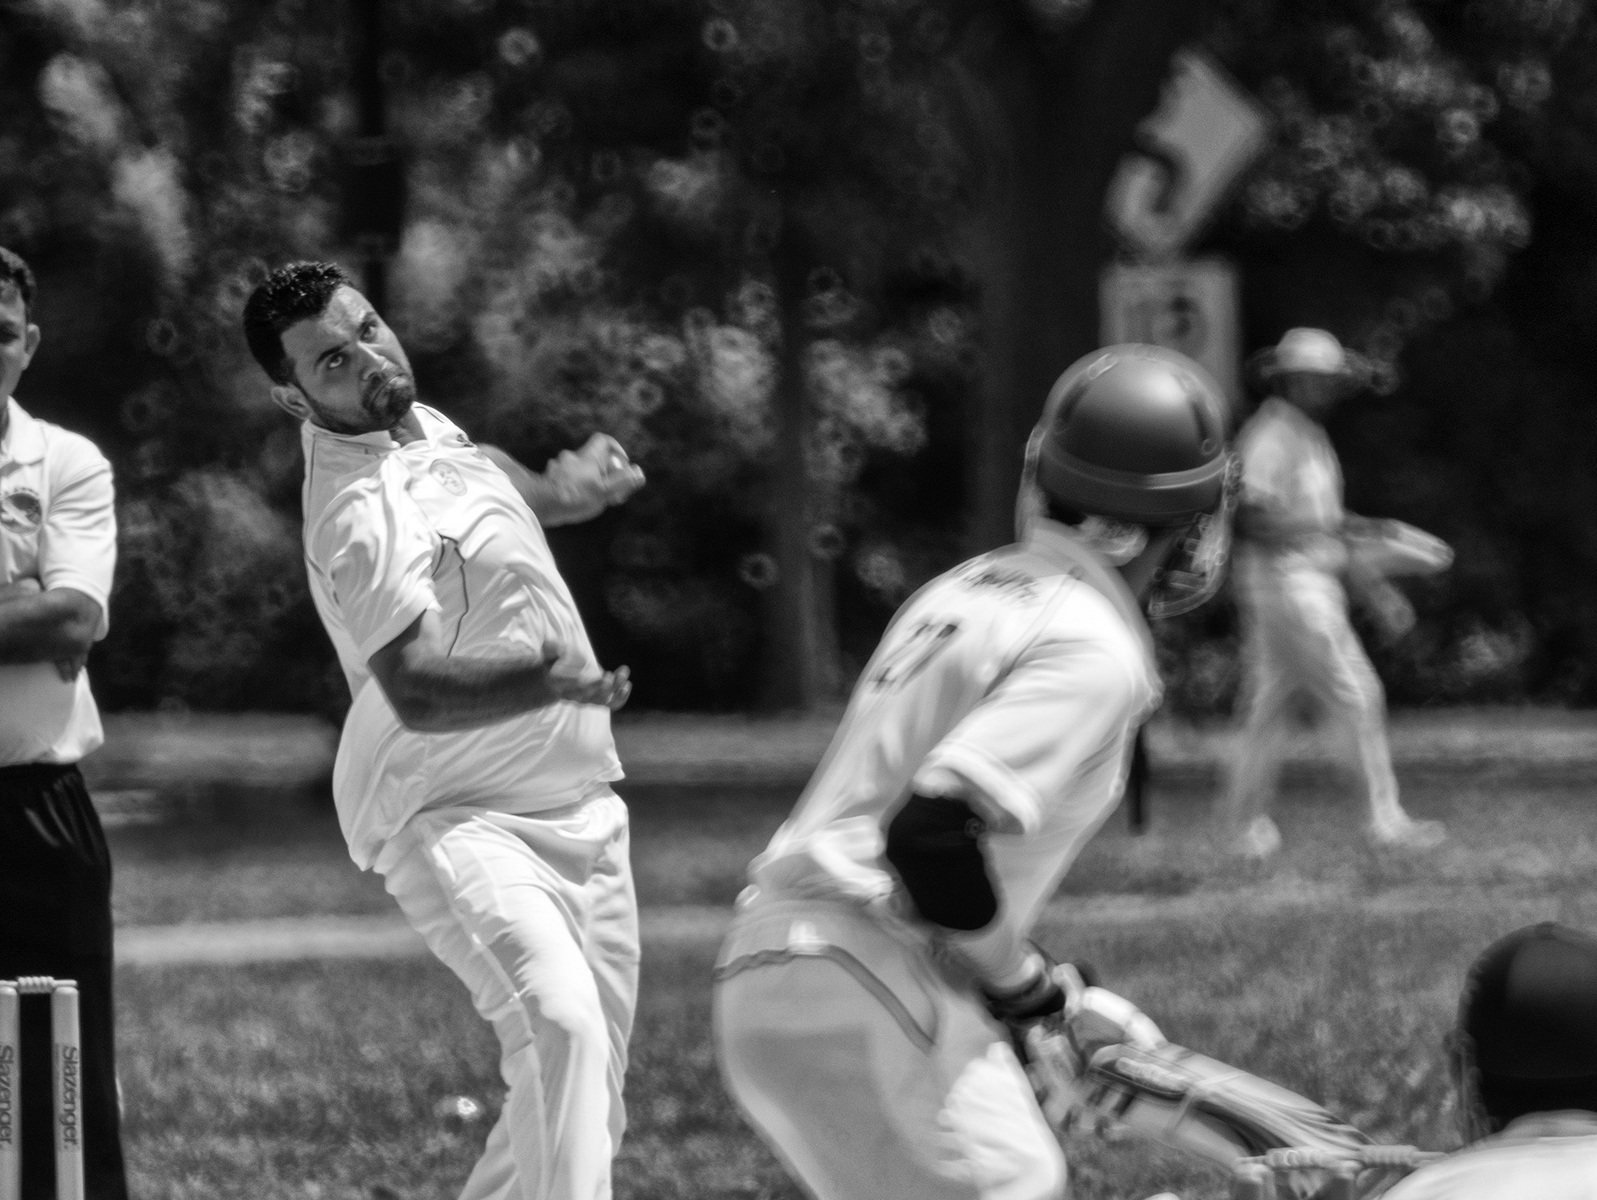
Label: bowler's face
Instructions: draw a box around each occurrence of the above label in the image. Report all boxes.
[0,286,40,408]
[279,286,416,434]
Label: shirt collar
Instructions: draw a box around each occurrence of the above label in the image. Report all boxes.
[298,405,437,456]
[301,421,405,453]
[1018,519,1156,661]
[0,397,46,466]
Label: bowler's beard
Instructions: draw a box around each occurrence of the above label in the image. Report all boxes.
[304,373,416,435]
[365,371,416,426]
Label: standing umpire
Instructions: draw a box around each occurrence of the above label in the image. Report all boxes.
[0,247,126,1199]
[1218,327,1444,859]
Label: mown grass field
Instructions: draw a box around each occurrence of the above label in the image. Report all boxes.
[110,770,1597,1199]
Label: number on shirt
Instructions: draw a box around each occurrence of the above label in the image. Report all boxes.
[868,620,960,689]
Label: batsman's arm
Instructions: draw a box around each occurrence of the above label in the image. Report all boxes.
[368,607,631,732]
[885,637,1140,999]
[883,792,1053,998]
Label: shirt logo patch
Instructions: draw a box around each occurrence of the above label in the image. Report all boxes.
[0,488,41,533]
[430,461,468,496]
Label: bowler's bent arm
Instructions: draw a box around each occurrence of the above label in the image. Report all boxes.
[480,437,644,527]
[479,444,551,514]
[368,607,630,733]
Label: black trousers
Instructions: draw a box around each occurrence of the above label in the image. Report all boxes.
[0,763,127,1200]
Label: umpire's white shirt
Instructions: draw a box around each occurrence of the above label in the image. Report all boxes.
[1382,1112,1597,1199]
[1237,398,1344,535]
[744,519,1160,953]
[0,397,115,766]
[300,404,621,869]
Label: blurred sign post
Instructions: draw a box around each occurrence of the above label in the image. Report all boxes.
[1100,47,1268,833]
[1100,256,1242,403]
[1105,49,1270,261]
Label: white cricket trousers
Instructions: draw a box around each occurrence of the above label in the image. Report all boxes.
[713,899,1065,1200]
[378,788,639,1200]
[1220,548,1405,830]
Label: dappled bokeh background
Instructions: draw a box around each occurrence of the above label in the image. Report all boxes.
[2,0,1594,717]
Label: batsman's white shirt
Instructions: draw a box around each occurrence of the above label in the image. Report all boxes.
[299,404,622,869]
[1383,1112,1597,1200]
[716,521,1160,1200]
[744,518,1160,953]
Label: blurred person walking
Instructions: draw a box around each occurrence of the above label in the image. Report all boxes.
[0,246,127,1198]
[244,260,642,1200]
[1218,327,1444,859]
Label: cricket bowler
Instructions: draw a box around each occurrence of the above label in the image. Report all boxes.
[713,344,1236,1200]
[244,260,640,1200]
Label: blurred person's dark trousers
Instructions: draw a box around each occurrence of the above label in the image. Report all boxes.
[0,763,128,1200]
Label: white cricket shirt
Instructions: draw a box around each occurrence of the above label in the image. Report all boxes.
[1382,1112,1597,1199]
[1235,397,1346,560]
[744,520,1160,955]
[0,398,115,766]
[300,404,621,870]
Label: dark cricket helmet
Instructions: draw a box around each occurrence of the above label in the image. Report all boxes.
[1032,344,1231,527]
[1451,922,1597,1139]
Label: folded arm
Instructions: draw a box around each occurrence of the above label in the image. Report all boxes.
[367,607,630,733]
[0,579,101,677]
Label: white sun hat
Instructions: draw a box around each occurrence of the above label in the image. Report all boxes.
[1248,326,1373,394]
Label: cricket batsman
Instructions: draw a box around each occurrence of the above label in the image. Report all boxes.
[1218,327,1447,859]
[243,261,641,1200]
[713,344,1236,1200]
[1381,922,1597,1199]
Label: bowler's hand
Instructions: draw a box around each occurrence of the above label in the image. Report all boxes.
[543,434,646,525]
[552,665,632,711]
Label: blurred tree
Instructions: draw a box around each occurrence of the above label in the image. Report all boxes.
[4,0,1597,714]
[1156,0,1594,712]
[949,0,1216,552]
[694,0,982,708]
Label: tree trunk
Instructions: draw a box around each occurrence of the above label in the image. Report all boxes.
[965,0,1213,553]
[758,212,843,711]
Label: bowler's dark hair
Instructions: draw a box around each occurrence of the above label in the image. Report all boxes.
[243,260,353,385]
[0,246,36,320]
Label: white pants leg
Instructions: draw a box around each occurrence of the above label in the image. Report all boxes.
[1219,602,1298,837]
[1226,556,1405,830]
[379,788,640,1200]
[713,902,1065,1200]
